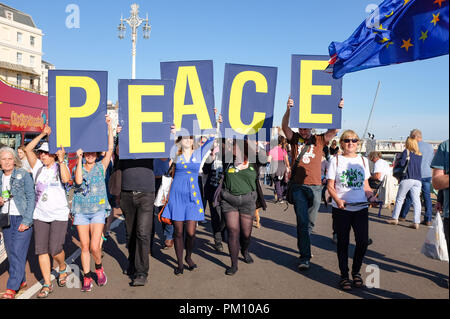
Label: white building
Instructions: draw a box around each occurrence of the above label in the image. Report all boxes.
[0,3,52,94]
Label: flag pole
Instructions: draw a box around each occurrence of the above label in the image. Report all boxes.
[361,81,381,152]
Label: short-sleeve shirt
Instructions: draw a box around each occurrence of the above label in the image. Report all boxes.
[71,161,111,215]
[373,158,391,181]
[269,146,287,161]
[327,155,371,212]
[32,160,69,222]
[288,133,326,185]
[431,139,449,218]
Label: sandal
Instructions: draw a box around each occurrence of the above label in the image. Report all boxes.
[352,273,364,288]
[1,289,17,299]
[57,265,69,287]
[37,284,53,299]
[339,278,352,291]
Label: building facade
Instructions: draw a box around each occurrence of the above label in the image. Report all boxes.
[0,3,51,94]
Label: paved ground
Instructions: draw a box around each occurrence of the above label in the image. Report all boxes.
[1,185,448,299]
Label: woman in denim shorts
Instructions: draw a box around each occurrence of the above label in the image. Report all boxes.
[219,139,267,275]
[71,115,113,292]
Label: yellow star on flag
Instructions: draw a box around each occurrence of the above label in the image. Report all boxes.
[385,41,394,48]
[401,38,413,51]
[431,13,440,26]
[379,24,387,31]
[419,30,428,42]
[434,0,446,8]
[385,10,394,18]
[379,37,390,44]
[403,0,411,5]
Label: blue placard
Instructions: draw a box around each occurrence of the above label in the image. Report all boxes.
[48,70,108,154]
[118,79,174,159]
[220,63,277,141]
[161,60,215,136]
[290,55,342,129]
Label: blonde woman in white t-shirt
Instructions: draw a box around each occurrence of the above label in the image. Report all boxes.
[24,125,71,298]
[326,130,377,291]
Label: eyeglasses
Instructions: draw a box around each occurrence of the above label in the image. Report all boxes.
[343,139,359,144]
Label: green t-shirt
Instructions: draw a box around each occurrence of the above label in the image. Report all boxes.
[431,139,449,218]
[224,164,258,196]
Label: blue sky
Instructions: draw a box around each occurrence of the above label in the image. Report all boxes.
[4,0,449,141]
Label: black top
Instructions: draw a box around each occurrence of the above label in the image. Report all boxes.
[119,159,155,192]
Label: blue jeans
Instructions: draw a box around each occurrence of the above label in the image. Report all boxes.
[2,215,33,291]
[292,184,315,262]
[399,177,432,222]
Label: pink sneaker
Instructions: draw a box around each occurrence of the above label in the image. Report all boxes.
[95,267,108,287]
[81,276,93,292]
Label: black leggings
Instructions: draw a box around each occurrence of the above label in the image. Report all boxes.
[172,220,197,269]
[223,211,253,269]
[332,207,369,279]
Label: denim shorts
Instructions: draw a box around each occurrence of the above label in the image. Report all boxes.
[73,210,106,226]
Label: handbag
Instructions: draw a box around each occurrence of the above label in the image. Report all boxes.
[393,150,410,182]
[0,230,7,264]
[286,144,312,206]
[0,194,11,229]
[157,161,176,225]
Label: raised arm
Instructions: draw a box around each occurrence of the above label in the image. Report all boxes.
[25,125,51,169]
[282,97,294,141]
[56,146,71,184]
[74,149,84,186]
[101,115,114,173]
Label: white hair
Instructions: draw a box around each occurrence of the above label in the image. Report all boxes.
[0,147,23,168]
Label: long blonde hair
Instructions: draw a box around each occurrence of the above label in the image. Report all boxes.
[405,137,421,155]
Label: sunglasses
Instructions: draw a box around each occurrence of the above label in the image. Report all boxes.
[343,139,359,144]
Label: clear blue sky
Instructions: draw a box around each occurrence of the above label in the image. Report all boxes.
[4,0,449,141]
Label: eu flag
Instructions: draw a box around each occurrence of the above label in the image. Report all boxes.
[328,0,449,79]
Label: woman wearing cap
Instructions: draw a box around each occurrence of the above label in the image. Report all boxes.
[161,132,214,276]
[326,130,377,291]
[71,115,113,292]
[24,126,71,298]
[0,147,35,299]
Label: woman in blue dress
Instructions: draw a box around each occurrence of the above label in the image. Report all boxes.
[162,135,214,275]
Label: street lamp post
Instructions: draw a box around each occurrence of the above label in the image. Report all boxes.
[118,3,151,79]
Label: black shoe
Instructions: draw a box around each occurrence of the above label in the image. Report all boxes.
[174,267,184,276]
[185,257,197,271]
[212,242,223,252]
[241,250,254,264]
[367,238,373,246]
[225,267,238,276]
[130,275,147,286]
[124,265,136,278]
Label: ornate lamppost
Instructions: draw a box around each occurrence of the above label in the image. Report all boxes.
[118,4,151,79]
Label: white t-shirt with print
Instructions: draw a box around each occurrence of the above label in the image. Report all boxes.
[1,174,21,216]
[373,158,391,182]
[326,155,371,212]
[32,160,69,222]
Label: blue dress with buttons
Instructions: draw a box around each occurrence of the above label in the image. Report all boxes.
[162,138,214,222]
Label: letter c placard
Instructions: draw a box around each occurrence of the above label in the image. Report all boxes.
[221,63,277,141]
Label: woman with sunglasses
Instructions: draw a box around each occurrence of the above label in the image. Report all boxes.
[0,147,35,299]
[71,115,114,292]
[326,130,377,291]
[161,133,214,275]
[24,126,71,298]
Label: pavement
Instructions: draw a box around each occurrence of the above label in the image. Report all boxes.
[1,184,448,299]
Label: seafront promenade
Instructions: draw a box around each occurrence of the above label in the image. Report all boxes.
[1,185,448,300]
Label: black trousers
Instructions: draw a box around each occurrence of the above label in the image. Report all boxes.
[205,186,226,243]
[120,191,155,278]
[332,207,369,278]
[444,217,449,256]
